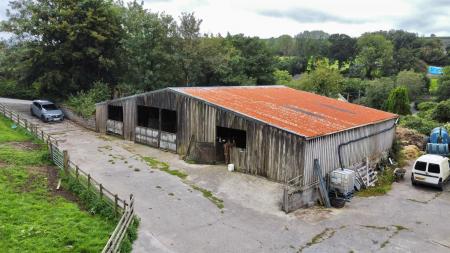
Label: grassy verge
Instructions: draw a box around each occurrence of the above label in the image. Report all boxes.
[0,115,115,252]
[142,156,188,179]
[191,184,224,209]
[357,167,395,197]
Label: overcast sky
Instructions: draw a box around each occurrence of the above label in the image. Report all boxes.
[1,0,449,38]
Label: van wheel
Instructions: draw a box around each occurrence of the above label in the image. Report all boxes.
[437,182,444,191]
[411,176,417,186]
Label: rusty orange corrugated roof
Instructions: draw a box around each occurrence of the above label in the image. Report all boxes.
[173,86,398,138]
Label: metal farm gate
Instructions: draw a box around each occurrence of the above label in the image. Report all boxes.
[51,144,64,170]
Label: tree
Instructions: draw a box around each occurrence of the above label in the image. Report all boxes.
[226,34,275,85]
[2,0,124,98]
[290,61,343,97]
[269,34,295,56]
[363,78,395,109]
[386,86,411,115]
[196,35,240,85]
[327,34,356,65]
[436,66,450,101]
[396,70,425,100]
[355,34,394,79]
[176,12,202,86]
[340,78,365,102]
[419,38,447,66]
[120,1,180,91]
[293,31,330,59]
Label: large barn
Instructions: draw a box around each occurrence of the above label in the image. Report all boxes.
[96,86,397,209]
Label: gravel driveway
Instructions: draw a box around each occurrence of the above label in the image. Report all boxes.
[2,97,450,253]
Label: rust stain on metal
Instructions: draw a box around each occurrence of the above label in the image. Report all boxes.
[174,86,397,138]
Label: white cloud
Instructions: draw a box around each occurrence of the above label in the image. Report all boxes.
[139,0,450,37]
[0,0,449,39]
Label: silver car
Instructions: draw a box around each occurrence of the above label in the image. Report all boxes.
[30,100,64,122]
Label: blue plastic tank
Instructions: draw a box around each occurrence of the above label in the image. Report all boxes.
[430,127,448,144]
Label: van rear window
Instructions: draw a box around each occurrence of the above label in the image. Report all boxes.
[428,163,440,174]
[414,161,427,171]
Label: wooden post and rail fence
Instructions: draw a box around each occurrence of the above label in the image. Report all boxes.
[0,103,136,253]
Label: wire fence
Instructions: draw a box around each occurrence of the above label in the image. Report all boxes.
[0,103,136,253]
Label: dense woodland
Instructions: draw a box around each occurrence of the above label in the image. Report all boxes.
[0,0,449,132]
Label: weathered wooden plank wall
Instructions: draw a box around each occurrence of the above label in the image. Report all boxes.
[95,103,108,133]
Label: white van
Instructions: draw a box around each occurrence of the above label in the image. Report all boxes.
[411,154,450,190]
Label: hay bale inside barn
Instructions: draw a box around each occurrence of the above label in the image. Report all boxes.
[96,86,398,210]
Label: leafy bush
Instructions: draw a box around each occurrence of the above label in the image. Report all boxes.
[417,101,437,111]
[0,80,37,99]
[432,99,450,123]
[66,82,111,118]
[273,69,292,85]
[399,115,440,135]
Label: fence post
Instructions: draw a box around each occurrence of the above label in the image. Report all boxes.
[99,184,103,199]
[25,120,28,130]
[114,194,118,216]
[75,166,79,180]
[49,140,53,159]
[63,150,69,173]
[88,174,91,189]
[17,114,20,124]
[41,130,44,140]
[130,194,134,209]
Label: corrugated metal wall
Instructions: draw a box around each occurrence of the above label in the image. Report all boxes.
[302,119,396,187]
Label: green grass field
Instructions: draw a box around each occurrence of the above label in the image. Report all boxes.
[0,115,115,253]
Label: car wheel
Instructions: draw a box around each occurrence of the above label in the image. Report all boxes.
[41,115,47,123]
[30,108,34,116]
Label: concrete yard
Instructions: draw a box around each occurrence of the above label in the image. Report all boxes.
[2,97,450,253]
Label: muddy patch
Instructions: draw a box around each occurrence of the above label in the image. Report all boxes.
[23,165,80,204]
[45,166,80,203]
[3,141,43,151]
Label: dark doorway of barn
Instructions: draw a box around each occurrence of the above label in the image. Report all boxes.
[135,106,160,147]
[216,126,247,163]
[107,105,123,136]
[137,106,159,129]
[160,109,177,152]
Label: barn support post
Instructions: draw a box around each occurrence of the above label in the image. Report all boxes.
[158,108,162,148]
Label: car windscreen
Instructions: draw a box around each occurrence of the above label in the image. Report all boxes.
[41,104,58,110]
[414,161,427,171]
[428,163,440,174]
